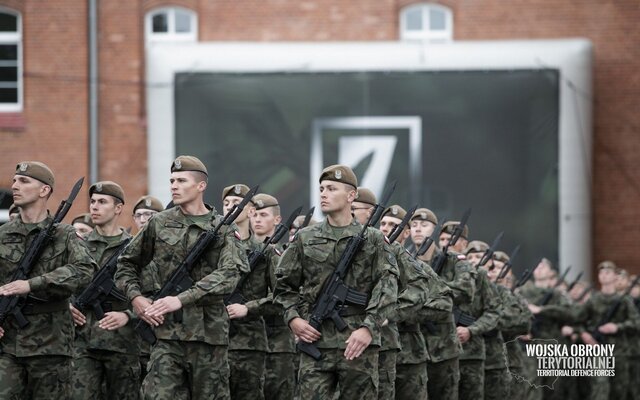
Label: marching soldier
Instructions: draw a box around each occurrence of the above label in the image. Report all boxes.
[131,195,163,231]
[72,212,95,239]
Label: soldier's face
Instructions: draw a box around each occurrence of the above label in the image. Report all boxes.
[439,232,451,249]
[319,181,355,214]
[170,172,205,206]
[73,222,93,238]
[133,208,158,229]
[251,208,281,237]
[351,201,373,225]
[467,251,483,267]
[223,195,251,223]
[598,268,617,286]
[379,216,402,239]
[489,259,505,281]
[90,194,122,226]
[411,220,435,246]
[11,175,50,207]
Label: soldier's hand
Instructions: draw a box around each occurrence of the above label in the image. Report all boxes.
[226,304,248,319]
[561,325,574,337]
[145,296,182,320]
[344,327,372,360]
[456,326,471,344]
[0,326,4,339]
[69,304,87,326]
[598,323,618,335]
[527,304,542,314]
[0,280,30,296]
[580,332,598,345]
[132,296,164,326]
[518,334,532,342]
[289,317,321,343]
[98,311,129,331]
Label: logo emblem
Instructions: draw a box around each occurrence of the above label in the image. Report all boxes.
[392,207,398,216]
[421,212,426,220]
[335,169,342,180]
[174,159,182,169]
[256,199,264,208]
[234,185,242,195]
[19,163,28,172]
[145,199,152,207]
[96,183,103,192]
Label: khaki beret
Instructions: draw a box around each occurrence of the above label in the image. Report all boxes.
[355,187,377,206]
[15,161,55,190]
[319,164,357,188]
[133,195,163,213]
[252,193,279,210]
[598,260,618,271]
[71,213,96,228]
[89,181,125,204]
[442,220,469,239]
[410,207,438,225]
[222,183,250,201]
[382,204,406,221]
[493,251,510,263]
[171,155,208,176]
[465,240,489,254]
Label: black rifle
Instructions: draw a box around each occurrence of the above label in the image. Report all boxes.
[476,232,504,268]
[291,207,315,238]
[135,185,259,344]
[566,272,584,293]
[511,262,541,293]
[0,177,84,329]
[590,275,640,343]
[387,205,417,244]
[432,208,471,275]
[225,206,302,305]
[297,181,396,360]
[72,238,131,320]
[576,285,592,302]
[497,245,520,281]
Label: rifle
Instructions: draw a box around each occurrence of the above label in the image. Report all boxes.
[413,223,440,259]
[432,208,471,275]
[135,185,259,344]
[511,262,541,293]
[566,272,584,293]
[387,205,417,244]
[497,245,520,281]
[297,181,396,360]
[476,231,504,268]
[225,206,302,305]
[590,275,640,343]
[576,285,592,302]
[72,238,131,320]
[0,178,84,329]
[291,207,315,238]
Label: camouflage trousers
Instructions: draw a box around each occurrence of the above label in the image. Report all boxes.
[458,359,484,400]
[141,340,229,400]
[72,348,140,400]
[586,355,628,400]
[395,362,428,399]
[522,352,542,400]
[427,357,459,400]
[507,366,527,399]
[264,352,297,400]
[229,349,266,400]
[627,356,640,400]
[0,353,71,399]
[484,368,510,400]
[377,350,397,400]
[298,348,379,400]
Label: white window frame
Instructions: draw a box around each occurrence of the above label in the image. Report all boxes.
[0,7,22,112]
[400,3,453,42]
[145,7,198,44]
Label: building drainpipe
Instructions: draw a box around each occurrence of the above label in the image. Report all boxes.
[88,0,98,184]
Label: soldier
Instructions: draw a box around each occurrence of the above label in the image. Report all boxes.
[115,155,249,400]
[0,161,96,399]
[72,212,95,239]
[69,181,140,399]
[223,185,269,400]
[351,187,377,224]
[288,214,317,242]
[132,195,163,231]
[274,165,399,400]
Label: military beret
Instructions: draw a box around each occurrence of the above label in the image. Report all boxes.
[319,164,357,188]
[410,207,438,225]
[252,193,279,210]
[442,220,469,239]
[71,212,96,228]
[89,181,125,204]
[597,260,618,271]
[465,240,489,254]
[493,251,510,263]
[171,155,208,176]
[133,195,163,213]
[382,204,406,221]
[222,183,250,201]
[355,187,377,206]
[15,161,55,190]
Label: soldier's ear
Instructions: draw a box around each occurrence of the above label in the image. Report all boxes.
[345,185,357,202]
[274,214,282,224]
[197,180,207,193]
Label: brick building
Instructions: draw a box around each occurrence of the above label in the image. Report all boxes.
[0,0,638,277]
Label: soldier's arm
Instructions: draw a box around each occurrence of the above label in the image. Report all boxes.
[361,236,399,334]
[177,227,250,306]
[499,289,532,336]
[27,226,97,296]
[467,273,500,337]
[115,219,155,301]
[244,249,275,316]
[390,250,430,323]
[614,297,640,333]
[446,259,476,306]
[273,236,304,324]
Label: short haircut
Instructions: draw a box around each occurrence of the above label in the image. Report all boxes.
[190,171,208,184]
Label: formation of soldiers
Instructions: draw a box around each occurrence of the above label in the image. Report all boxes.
[0,157,639,400]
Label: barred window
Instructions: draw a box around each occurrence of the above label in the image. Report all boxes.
[0,8,21,111]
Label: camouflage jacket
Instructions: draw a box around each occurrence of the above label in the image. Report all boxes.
[429,249,475,306]
[228,234,268,352]
[274,219,399,349]
[518,284,570,339]
[500,289,532,370]
[75,228,139,355]
[483,283,512,370]
[458,268,500,361]
[115,206,249,346]
[0,215,96,357]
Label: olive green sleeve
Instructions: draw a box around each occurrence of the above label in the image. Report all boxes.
[361,237,399,334]
[273,237,304,324]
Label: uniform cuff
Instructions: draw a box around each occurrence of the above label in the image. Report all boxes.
[361,315,378,334]
[284,309,301,325]
[245,300,258,315]
[177,290,196,306]
[27,276,46,291]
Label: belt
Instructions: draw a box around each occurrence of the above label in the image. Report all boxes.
[23,299,69,315]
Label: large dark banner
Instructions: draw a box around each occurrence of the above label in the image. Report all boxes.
[175,70,559,273]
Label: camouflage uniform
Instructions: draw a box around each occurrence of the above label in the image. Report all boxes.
[499,288,532,399]
[72,229,140,400]
[456,268,499,400]
[115,206,249,400]
[0,216,96,399]
[627,297,640,400]
[274,219,399,400]
[228,234,269,400]
[425,250,474,400]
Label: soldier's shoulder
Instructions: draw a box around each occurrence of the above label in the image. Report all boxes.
[365,226,387,243]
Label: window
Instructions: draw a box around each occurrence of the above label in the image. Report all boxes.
[400,3,453,42]
[145,7,197,44]
[0,8,21,111]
